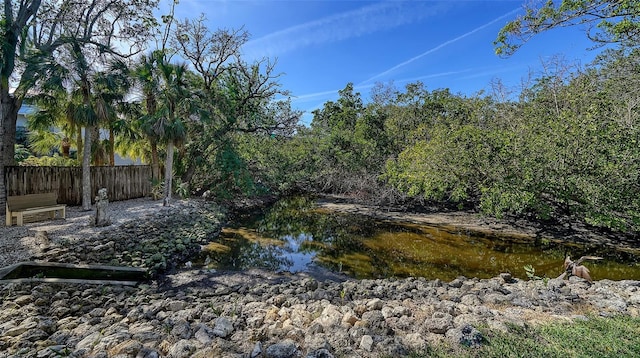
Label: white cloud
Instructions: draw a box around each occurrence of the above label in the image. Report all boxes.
[243,1,450,58]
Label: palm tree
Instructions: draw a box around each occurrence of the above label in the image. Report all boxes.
[27,90,81,160]
[131,53,163,182]
[24,56,84,162]
[93,60,133,166]
[154,57,192,206]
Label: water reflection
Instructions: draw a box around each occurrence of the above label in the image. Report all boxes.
[196,197,640,281]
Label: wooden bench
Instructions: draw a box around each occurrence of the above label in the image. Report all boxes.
[5,193,66,226]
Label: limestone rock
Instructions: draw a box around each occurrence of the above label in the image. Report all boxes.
[265,339,298,358]
[212,317,234,338]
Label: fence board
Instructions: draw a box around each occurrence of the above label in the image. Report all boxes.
[4,166,152,205]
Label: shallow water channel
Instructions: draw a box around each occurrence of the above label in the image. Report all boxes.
[197,197,640,281]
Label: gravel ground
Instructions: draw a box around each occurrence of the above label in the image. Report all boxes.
[0,197,177,268]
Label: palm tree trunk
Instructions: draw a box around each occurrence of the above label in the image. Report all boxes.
[82,125,93,210]
[163,140,174,206]
[76,124,83,161]
[91,126,102,166]
[151,140,160,182]
[109,127,115,166]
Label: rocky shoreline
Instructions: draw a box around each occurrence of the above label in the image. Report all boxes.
[1,199,640,357]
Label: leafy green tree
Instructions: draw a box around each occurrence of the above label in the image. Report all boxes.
[27,83,82,160]
[168,15,299,197]
[1,0,42,206]
[309,83,369,193]
[1,0,158,209]
[495,0,640,56]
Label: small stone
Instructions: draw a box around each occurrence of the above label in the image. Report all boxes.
[445,324,483,347]
[194,326,212,345]
[500,272,514,283]
[448,278,464,288]
[170,319,192,339]
[366,298,383,311]
[250,342,262,358]
[88,307,106,317]
[315,304,342,328]
[359,335,374,352]
[167,339,196,358]
[136,348,161,358]
[107,339,143,356]
[14,295,33,306]
[341,312,358,326]
[265,339,298,358]
[167,300,186,312]
[403,333,427,351]
[212,316,234,338]
[425,312,453,334]
[306,348,334,358]
[75,331,102,350]
[306,322,324,334]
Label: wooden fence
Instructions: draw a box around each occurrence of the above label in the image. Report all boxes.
[4,166,153,205]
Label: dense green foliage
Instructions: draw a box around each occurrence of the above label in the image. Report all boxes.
[256,49,640,234]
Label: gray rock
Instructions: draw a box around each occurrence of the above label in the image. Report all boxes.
[37,345,69,358]
[359,335,374,352]
[448,278,464,288]
[425,312,453,334]
[306,348,334,358]
[500,272,514,283]
[445,324,483,347]
[304,335,331,351]
[137,347,161,358]
[194,325,212,345]
[212,316,234,338]
[250,341,262,358]
[361,310,386,334]
[167,300,187,312]
[21,328,48,342]
[75,331,102,350]
[366,298,383,310]
[315,304,342,328]
[170,319,192,339]
[167,339,197,358]
[107,339,142,356]
[265,339,298,358]
[403,332,427,351]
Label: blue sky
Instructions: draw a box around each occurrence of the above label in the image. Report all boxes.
[168,0,604,123]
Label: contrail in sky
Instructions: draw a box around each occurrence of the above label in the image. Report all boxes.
[244,1,449,58]
[358,8,520,85]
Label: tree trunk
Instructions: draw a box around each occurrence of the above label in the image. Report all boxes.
[1,92,19,167]
[151,140,160,182]
[163,140,174,206]
[90,126,104,166]
[76,124,83,161]
[82,125,93,210]
[0,92,19,209]
[109,127,115,166]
